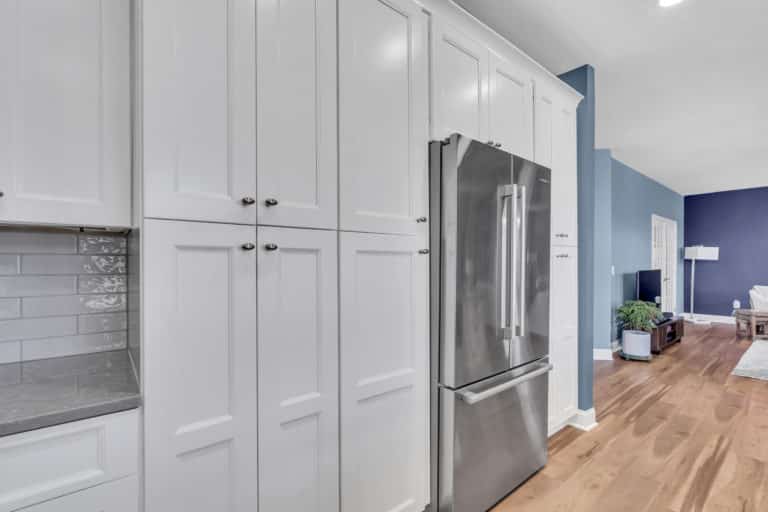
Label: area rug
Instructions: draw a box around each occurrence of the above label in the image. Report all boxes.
[732,339,768,380]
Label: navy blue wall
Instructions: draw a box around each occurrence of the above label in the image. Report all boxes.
[558,65,594,411]
[684,187,768,316]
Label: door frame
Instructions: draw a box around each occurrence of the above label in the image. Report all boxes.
[651,214,678,313]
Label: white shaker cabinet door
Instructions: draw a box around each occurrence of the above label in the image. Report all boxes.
[340,232,429,512]
[548,246,579,435]
[257,227,339,512]
[339,0,429,235]
[142,0,257,224]
[488,52,534,160]
[18,477,138,512]
[257,0,337,229]
[143,219,258,512]
[0,0,130,228]
[533,88,554,169]
[551,103,579,246]
[432,23,489,142]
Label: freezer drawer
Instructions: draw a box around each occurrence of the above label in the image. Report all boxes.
[438,358,550,512]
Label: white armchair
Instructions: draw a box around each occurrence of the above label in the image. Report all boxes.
[750,286,768,312]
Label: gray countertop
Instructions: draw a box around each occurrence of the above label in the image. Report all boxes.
[0,350,141,437]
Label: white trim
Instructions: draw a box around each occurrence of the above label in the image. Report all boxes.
[593,348,614,361]
[682,313,735,325]
[611,339,622,352]
[568,408,598,432]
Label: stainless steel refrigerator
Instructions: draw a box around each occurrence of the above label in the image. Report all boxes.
[429,134,552,512]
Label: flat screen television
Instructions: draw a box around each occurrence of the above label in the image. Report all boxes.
[636,269,662,306]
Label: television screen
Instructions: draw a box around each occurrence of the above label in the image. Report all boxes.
[636,270,662,305]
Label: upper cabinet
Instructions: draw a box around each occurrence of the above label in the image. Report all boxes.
[488,51,534,159]
[533,86,554,168]
[142,0,257,225]
[339,0,429,236]
[551,101,578,246]
[257,0,337,230]
[0,0,131,228]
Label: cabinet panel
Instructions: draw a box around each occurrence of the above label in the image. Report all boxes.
[340,232,428,512]
[257,0,337,229]
[432,23,489,142]
[257,227,338,512]
[143,220,257,512]
[339,0,429,235]
[489,52,534,160]
[533,90,553,168]
[143,0,256,224]
[18,476,138,512]
[551,103,578,245]
[548,246,578,435]
[0,0,130,227]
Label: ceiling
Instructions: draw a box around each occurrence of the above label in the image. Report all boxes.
[455,0,768,196]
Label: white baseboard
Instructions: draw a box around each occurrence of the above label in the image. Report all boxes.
[568,408,598,432]
[593,348,614,361]
[682,312,735,325]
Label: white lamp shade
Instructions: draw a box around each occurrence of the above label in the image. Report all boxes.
[684,246,719,261]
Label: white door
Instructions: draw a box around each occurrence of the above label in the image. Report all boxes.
[18,477,138,512]
[144,219,258,512]
[550,102,578,245]
[340,232,428,512]
[533,89,553,168]
[339,0,429,235]
[652,215,678,312]
[0,0,130,228]
[488,51,534,160]
[257,0,337,229]
[432,23,489,142]
[257,227,338,512]
[142,0,257,225]
[548,246,579,435]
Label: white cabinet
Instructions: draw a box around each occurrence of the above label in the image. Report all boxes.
[142,0,257,225]
[143,219,258,512]
[339,0,429,235]
[551,102,579,246]
[257,0,337,230]
[257,227,338,512]
[340,232,429,512]
[488,51,534,159]
[0,0,130,228]
[548,246,579,435]
[18,477,138,512]
[533,88,554,168]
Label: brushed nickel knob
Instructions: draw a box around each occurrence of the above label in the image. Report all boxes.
[265,198,279,207]
[494,143,502,148]
[487,141,494,146]
[264,243,279,251]
[241,197,256,205]
[0,190,4,197]
[418,249,430,255]
[416,216,428,223]
[241,243,256,251]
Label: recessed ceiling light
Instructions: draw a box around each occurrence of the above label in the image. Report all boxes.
[659,0,685,6]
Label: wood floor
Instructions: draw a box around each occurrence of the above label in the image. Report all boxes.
[493,322,768,512]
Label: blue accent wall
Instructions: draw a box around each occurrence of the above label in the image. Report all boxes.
[611,157,685,337]
[684,187,768,315]
[593,150,613,349]
[558,65,594,411]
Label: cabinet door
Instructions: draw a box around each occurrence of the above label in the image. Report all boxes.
[144,220,257,512]
[142,0,257,224]
[489,52,534,160]
[340,232,428,512]
[548,246,579,435]
[19,477,138,512]
[339,0,429,235]
[551,102,579,245]
[0,1,130,228]
[432,23,489,142]
[257,227,338,512]
[257,0,337,229]
[533,88,553,168]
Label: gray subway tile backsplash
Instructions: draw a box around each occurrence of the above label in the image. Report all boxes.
[0,229,129,362]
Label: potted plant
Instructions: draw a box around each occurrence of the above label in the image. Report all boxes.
[616,300,662,361]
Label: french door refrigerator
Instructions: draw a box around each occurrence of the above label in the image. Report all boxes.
[429,134,552,512]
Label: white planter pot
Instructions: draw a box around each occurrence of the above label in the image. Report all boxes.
[622,330,651,360]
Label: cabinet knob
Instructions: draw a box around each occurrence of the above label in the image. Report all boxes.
[494,143,502,148]
[556,254,569,259]
[264,243,279,251]
[0,190,4,198]
[264,198,279,207]
[241,196,256,205]
[241,243,256,251]
[416,216,428,223]
[418,249,430,255]
[486,140,495,146]
[555,233,569,238]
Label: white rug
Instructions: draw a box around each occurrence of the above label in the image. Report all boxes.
[733,339,768,381]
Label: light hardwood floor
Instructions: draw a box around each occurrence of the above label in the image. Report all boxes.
[493,322,768,512]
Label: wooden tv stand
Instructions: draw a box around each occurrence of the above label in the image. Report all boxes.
[651,317,684,354]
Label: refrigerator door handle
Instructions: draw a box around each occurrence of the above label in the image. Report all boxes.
[456,362,553,405]
[517,185,527,336]
[499,184,516,340]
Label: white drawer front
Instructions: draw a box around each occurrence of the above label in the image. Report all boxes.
[17,476,138,512]
[0,410,138,512]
